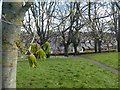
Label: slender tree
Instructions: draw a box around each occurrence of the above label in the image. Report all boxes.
[115,2,120,52]
[2,2,31,88]
[0,0,3,89]
[30,2,56,44]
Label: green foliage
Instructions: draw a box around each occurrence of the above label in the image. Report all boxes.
[36,48,46,60]
[48,29,53,33]
[70,9,74,15]
[27,53,37,68]
[17,56,118,88]
[42,42,51,58]
[30,43,40,55]
[60,36,64,41]
[16,40,26,54]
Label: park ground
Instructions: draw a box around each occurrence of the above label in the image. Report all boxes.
[17,52,119,88]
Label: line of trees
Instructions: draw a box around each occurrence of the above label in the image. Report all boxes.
[22,1,119,56]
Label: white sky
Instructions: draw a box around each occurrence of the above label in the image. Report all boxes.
[0,0,3,19]
[0,1,113,33]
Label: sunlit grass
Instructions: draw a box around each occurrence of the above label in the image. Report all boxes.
[81,52,118,69]
[17,56,118,88]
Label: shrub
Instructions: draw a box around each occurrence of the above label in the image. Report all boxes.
[27,52,37,68]
[42,42,51,58]
[36,48,46,60]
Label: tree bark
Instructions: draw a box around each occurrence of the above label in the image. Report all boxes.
[64,44,69,57]
[73,44,78,55]
[0,1,2,89]
[2,21,19,88]
[94,39,98,53]
[2,2,31,88]
[118,11,120,52]
[98,40,101,53]
[107,43,110,52]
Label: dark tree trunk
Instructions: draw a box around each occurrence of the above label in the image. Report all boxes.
[94,39,98,53]
[64,44,69,57]
[107,43,110,52]
[98,40,102,53]
[73,44,78,55]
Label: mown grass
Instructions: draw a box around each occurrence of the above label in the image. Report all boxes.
[81,52,118,70]
[17,56,118,88]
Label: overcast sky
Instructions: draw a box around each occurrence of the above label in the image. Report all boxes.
[0,0,3,19]
[0,0,113,33]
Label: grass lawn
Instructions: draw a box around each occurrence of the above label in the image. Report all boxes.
[81,52,118,70]
[17,56,118,88]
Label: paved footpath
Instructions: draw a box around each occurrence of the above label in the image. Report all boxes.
[69,56,120,76]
